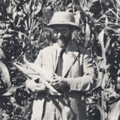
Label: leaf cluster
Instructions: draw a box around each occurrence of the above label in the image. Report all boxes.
[0,0,120,119]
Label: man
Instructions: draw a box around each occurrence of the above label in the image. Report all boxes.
[26,11,95,120]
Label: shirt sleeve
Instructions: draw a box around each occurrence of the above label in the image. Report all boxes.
[34,49,54,81]
[69,51,96,92]
[34,51,43,67]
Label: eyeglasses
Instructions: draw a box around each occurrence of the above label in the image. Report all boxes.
[53,27,70,35]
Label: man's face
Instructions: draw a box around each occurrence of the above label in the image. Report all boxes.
[53,25,72,48]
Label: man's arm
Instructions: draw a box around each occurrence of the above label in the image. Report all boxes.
[69,51,95,92]
[51,51,96,92]
[25,50,45,93]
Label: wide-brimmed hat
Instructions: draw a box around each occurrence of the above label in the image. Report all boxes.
[47,11,79,28]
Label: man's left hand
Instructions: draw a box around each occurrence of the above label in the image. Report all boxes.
[50,75,69,89]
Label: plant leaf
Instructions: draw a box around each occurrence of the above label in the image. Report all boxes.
[2,34,13,38]
[13,61,61,96]
[108,100,120,120]
[2,85,23,96]
[0,29,6,35]
[115,0,120,7]
[105,17,108,27]
[84,23,91,47]
[0,61,11,89]
[101,73,110,89]
[0,48,6,61]
[74,11,81,27]
[105,37,111,52]
[98,29,106,58]
[98,29,105,49]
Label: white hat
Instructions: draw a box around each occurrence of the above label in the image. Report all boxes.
[47,11,79,28]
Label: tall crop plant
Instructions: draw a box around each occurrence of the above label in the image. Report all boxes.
[75,0,120,119]
[0,0,120,120]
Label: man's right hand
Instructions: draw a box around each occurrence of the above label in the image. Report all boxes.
[25,78,47,93]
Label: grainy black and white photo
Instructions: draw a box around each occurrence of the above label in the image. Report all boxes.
[0,0,120,120]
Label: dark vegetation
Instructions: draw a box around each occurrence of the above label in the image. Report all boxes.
[0,0,120,119]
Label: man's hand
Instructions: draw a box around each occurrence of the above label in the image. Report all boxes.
[50,75,69,89]
[25,78,46,93]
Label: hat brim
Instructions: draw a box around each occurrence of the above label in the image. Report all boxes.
[47,21,80,29]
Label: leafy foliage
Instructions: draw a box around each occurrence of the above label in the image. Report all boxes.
[0,0,120,119]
